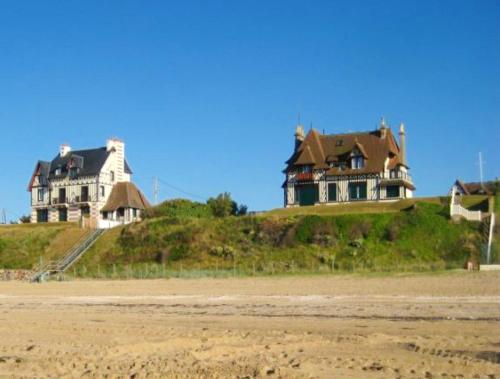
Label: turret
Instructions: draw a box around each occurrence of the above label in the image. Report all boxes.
[399,122,406,166]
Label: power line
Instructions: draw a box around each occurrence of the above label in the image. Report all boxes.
[156,178,207,202]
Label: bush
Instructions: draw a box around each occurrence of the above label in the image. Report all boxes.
[144,199,211,219]
[347,219,372,240]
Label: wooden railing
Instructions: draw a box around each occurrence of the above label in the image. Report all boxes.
[450,188,482,221]
[296,172,314,181]
[381,171,413,182]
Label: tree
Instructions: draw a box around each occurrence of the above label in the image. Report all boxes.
[207,192,235,217]
[19,215,31,224]
[207,193,248,217]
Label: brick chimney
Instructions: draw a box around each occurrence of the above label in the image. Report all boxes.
[294,125,305,151]
[379,117,387,139]
[60,143,71,157]
[399,122,406,166]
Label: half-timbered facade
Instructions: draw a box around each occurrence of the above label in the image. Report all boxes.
[283,119,415,207]
[28,138,150,227]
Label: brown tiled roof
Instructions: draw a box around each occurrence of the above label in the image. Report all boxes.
[455,180,498,196]
[286,128,405,176]
[101,182,151,212]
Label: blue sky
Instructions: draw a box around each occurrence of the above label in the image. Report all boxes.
[0,0,499,219]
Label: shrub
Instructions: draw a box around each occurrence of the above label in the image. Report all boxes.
[144,199,211,219]
[348,219,372,240]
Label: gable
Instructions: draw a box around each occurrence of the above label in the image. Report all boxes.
[286,127,404,175]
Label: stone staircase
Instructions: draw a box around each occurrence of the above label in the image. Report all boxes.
[31,229,104,282]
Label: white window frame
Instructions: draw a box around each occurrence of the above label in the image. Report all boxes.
[37,188,43,202]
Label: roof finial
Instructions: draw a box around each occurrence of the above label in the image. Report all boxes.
[380,116,387,129]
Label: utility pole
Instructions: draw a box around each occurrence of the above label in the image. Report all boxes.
[153,177,159,205]
[478,152,485,184]
[1,208,6,224]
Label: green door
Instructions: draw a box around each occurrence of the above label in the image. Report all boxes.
[297,184,318,206]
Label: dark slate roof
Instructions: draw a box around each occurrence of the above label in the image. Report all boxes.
[49,147,110,178]
[124,160,133,174]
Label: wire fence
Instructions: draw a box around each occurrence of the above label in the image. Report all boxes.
[57,260,459,281]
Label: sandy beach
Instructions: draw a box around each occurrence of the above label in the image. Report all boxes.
[0,272,499,378]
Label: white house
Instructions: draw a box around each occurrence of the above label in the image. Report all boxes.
[283,118,415,207]
[28,138,150,228]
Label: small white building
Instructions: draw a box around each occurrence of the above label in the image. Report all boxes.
[28,138,150,228]
[283,119,415,207]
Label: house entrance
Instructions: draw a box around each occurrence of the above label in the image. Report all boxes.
[295,184,318,206]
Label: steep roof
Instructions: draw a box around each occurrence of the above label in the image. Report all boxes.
[101,182,151,212]
[27,160,51,190]
[46,147,132,178]
[455,179,498,195]
[49,147,110,178]
[286,128,405,176]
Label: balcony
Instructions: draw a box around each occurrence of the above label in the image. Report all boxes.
[380,171,415,190]
[52,197,68,205]
[74,194,91,203]
[296,172,314,182]
[381,171,412,182]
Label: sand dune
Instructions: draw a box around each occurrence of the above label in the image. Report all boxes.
[0,272,499,378]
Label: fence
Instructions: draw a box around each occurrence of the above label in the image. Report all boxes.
[450,188,482,221]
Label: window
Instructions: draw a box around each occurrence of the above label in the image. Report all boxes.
[102,211,108,220]
[348,182,367,200]
[110,171,115,182]
[351,156,364,169]
[386,185,400,198]
[335,140,343,147]
[36,209,48,223]
[298,165,312,174]
[58,188,66,203]
[328,183,337,202]
[69,167,78,179]
[37,189,43,202]
[100,186,105,197]
[81,186,89,202]
[295,184,319,206]
[132,209,137,218]
[58,208,68,222]
[55,168,62,176]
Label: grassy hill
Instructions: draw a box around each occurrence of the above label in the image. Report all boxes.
[71,198,486,278]
[0,223,89,269]
[1,196,493,277]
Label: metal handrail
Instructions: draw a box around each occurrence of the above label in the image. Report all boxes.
[30,229,104,282]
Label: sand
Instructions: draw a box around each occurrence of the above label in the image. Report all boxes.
[0,272,499,378]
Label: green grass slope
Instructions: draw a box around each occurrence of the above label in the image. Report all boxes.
[74,200,482,277]
[0,223,89,269]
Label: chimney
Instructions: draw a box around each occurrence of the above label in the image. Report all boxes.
[106,137,125,181]
[379,117,387,139]
[294,125,305,151]
[399,122,406,166]
[60,143,71,157]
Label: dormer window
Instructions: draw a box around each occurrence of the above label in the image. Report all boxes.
[335,140,343,147]
[55,168,62,176]
[298,165,312,174]
[351,156,364,169]
[69,167,78,179]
